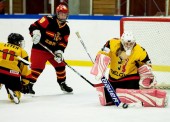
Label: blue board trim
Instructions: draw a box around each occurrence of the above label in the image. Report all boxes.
[0,14,124,20]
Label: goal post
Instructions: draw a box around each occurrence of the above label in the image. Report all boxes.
[120,17,170,89]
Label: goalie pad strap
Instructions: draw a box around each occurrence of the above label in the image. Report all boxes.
[90,54,110,80]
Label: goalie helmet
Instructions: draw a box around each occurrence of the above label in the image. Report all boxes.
[56,4,69,22]
[8,33,25,48]
[121,31,136,55]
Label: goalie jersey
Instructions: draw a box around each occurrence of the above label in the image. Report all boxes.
[99,38,151,82]
[0,42,31,81]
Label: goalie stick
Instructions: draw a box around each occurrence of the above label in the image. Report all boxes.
[38,42,103,88]
[65,62,103,87]
[0,50,30,65]
[155,82,170,89]
[39,42,141,108]
[75,32,131,108]
[39,42,142,108]
[0,84,3,90]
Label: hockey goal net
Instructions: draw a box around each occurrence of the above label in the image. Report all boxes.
[120,17,170,89]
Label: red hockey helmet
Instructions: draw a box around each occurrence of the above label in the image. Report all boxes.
[56,4,69,13]
[56,4,69,22]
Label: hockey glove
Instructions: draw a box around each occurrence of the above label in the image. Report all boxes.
[54,50,64,63]
[20,81,30,94]
[32,30,41,44]
[21,81,35,94]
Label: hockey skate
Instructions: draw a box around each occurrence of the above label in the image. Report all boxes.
[28,83,35,94]
[8,89,20,104]
[60,82,73,93]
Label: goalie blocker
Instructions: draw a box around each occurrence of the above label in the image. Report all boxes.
[90,54,110,80]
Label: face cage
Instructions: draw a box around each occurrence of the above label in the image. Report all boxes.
[122,40,135,51]
[57,12,68,23]
[19,40,25,48]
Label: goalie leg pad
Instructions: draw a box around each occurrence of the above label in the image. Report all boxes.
[96,85,114,106]
[116,88,167,107]
[90,54,110,80]
[96,85,107,106]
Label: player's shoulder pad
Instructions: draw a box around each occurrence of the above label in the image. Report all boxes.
[110,38,121,43]
[112,38,119,40]
[135,44,146,52]
[47,15,53,18]
[110,38,120,42]
[37,16,50,28]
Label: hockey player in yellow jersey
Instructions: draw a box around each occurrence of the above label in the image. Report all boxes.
[0,33,33,104]
[91,31,167,107]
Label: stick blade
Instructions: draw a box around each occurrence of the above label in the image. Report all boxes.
[75,31,81,38]
[94,83,104,87]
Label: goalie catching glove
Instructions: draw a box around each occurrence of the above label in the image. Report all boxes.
[54,50,64,63]
[32,30,41,44]
[138,65,157,89]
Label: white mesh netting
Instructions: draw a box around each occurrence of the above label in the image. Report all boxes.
[120,17,170,89]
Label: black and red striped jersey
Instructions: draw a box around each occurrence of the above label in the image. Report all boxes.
[29,15,70,53]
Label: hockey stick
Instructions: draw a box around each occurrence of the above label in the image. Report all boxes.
[0,50,30,65]
[65,63,103,87]
[39,42,142,108]
[0,84,3,90]
[75,32,129,108]
[75,32,94,62]
[38,42,103,88]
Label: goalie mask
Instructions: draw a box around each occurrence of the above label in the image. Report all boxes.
[56,4,69,23]
[121,31,136,55]
[8,33,25,48]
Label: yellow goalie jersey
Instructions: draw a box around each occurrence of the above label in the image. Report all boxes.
[99,38,151,81]
[0,42,31,84]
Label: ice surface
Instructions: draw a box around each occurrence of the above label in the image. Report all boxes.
[0,65,170,122]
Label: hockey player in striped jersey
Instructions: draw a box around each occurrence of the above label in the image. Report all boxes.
[91,31,167,107]
[0,33,33,104]
[28,3,73,94]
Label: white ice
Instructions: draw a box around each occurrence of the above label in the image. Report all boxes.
[0,65,170,122]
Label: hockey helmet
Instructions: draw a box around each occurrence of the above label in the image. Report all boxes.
[8,33,25,48]
[56,4,69,22]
